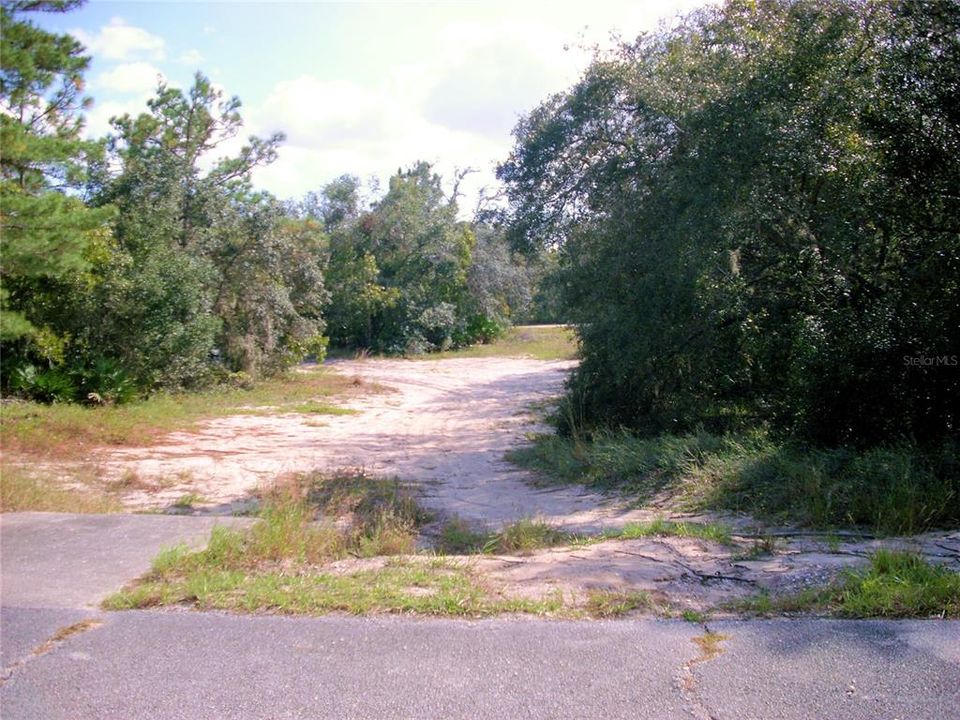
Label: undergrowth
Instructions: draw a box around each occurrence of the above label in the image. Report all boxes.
[105,471,565,617]
[509,430,959,535]
[410,325,577,362]
[733,551,960,618]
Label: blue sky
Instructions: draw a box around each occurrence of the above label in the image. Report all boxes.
[36,1,709,209]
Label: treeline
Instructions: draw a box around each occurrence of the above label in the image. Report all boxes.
[500,0,959,450]
[0,1,546,404]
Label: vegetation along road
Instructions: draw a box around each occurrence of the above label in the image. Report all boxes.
[2,0,959,717]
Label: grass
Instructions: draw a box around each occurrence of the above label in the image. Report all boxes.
[103,471,704,619]
[171,493,205,509]
[105,555,565,617]
[434,515,732,555]
[0,366,362,460]
[412,325,577,362]
[0,467,122,513]
[435,517,576,555]
[609,518,733,545]
[287,401,358,416]
[733,551,960,618]
[509,430,960,535]
[104,474,572,617]
[584,590,656,618]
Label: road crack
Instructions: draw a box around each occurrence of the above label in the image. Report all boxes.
[0,617,104,684]
[675,626,730,720]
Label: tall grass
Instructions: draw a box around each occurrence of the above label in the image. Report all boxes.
[510,430,959,535]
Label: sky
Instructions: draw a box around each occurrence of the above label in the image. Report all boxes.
[36,0,710,212]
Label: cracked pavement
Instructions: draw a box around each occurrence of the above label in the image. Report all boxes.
[2,512,959,719]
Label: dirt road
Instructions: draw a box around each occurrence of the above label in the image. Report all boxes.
[94,355,959,610]
[105,357,631,527]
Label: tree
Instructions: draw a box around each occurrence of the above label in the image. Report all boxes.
[500,0,960,446]
[0,0,114,344]
[70,73,322,388]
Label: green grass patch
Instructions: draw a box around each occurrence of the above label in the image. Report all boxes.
[509,430,960,535]
[584,590,655,618]
[102,478,573,618]
[434,515,731,556]
[609,518,733,545]
[733,551,960,618]
[415,325,577,361]
[435,517,577,555]
[171,493,205,509]
[680,609,710,623]
[286,401,358,416]
[0,367,361,459]
[105,556,565,617]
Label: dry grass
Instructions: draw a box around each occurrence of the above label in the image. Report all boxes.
[0,366,362,460]
[0,467,122,513]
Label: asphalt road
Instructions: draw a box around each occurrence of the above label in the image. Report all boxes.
[2,512,958,719]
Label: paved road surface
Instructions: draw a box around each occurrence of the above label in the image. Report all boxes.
[2,512,958,719]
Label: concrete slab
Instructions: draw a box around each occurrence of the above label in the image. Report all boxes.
[0,512,251,609]
[1,606,97,670]
[697,619,960,720]
[0,612,695,720]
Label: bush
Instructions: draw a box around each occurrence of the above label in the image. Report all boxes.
[511,430,960,535]
[10,365,77,404]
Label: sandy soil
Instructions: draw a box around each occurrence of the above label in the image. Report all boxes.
[102,357,646,527]
[91,356,960,610]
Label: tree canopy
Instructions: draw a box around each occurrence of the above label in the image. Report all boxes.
[500,0,959,447]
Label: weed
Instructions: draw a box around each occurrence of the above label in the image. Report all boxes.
[732,551,960,618]
[172,493,205,509]
[612,518,733,545]
[584,590,653,618]
[287,401,357,416]
[835,551,960,618]
[434,517,577,555]
[435,517,490,554]
[486,518,573,554]
[680,609,709,623]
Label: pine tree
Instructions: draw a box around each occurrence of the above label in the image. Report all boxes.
[0,0,114,339]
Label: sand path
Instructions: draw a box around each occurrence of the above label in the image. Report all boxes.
[105,357,644,528]
[95,356,959,610]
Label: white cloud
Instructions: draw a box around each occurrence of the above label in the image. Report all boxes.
[93,62,165,95]
[71,17,165,61]
[83,98,145,138]
[422,40,565,139]
[178,49,205,66]
[245,70,505,212]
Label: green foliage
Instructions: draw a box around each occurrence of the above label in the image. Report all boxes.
[0,0,115,340]
[10,364,76,403]
[737,551,960,618]
[510,430,960,535]
[835,551,960,618]
[500,0,960,448]
[320,164,534,354]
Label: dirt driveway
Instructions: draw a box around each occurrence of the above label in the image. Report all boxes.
[105,357,633,527]
[95,356,959,611]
